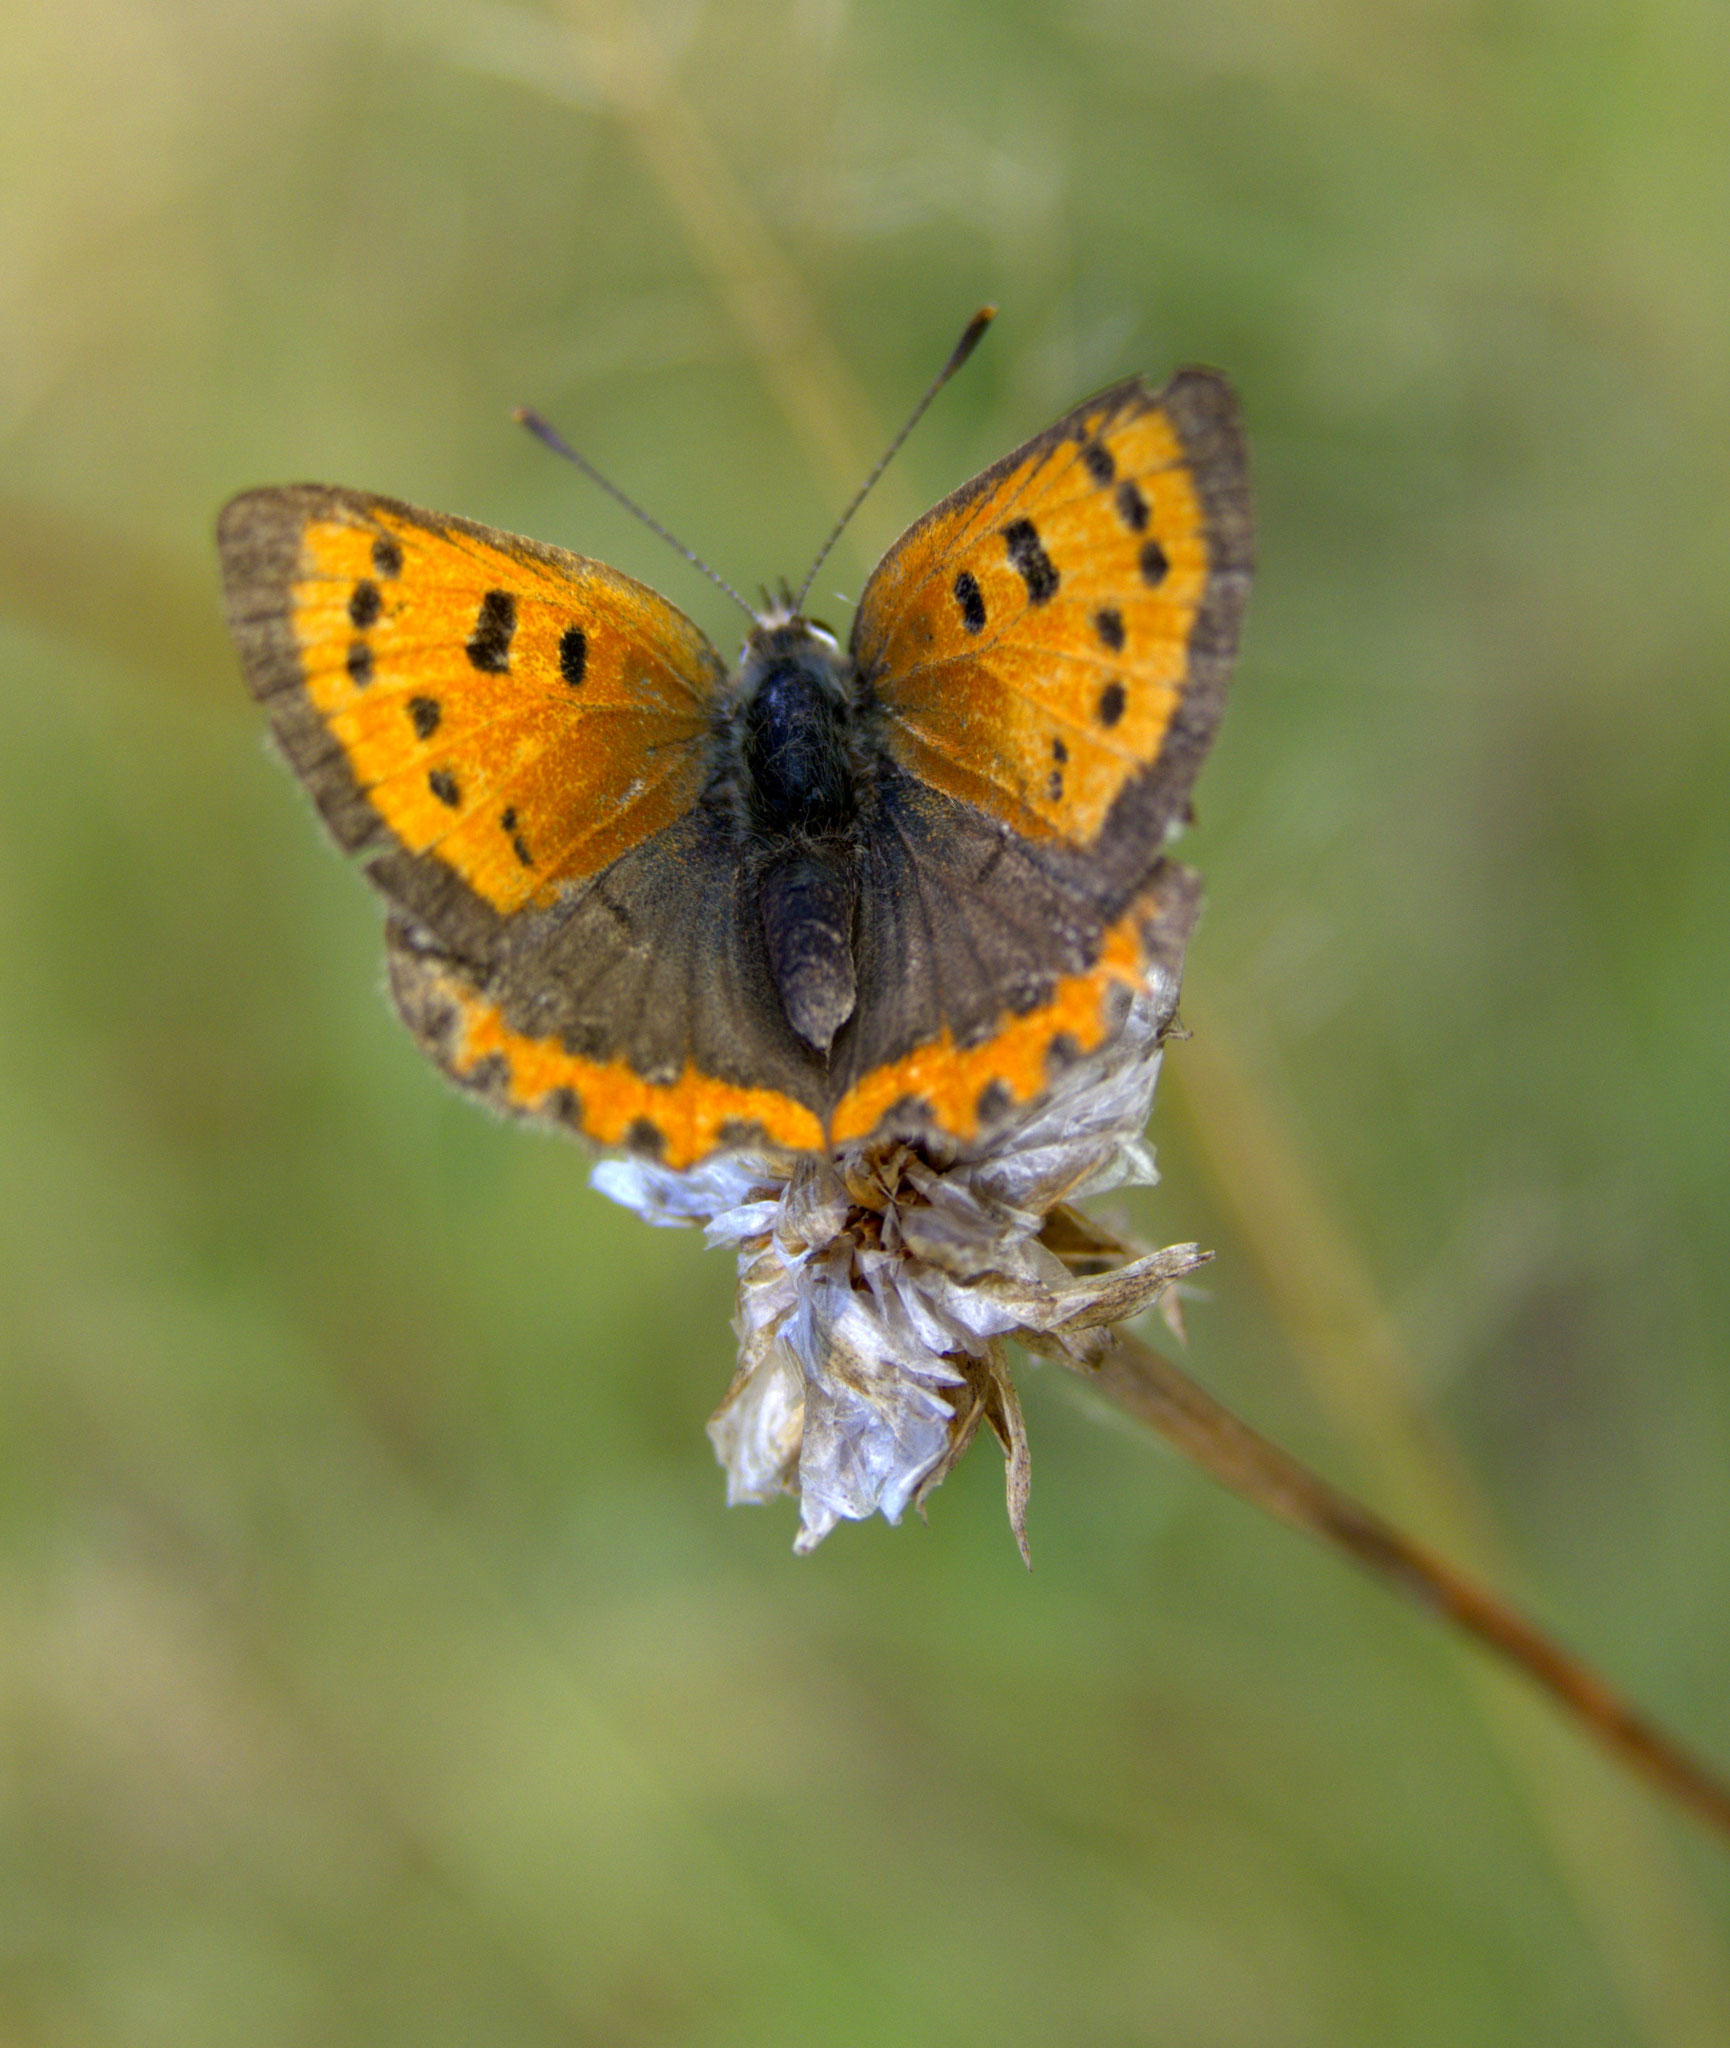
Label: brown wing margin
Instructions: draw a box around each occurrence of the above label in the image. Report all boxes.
[1106,369,1253,874]
[219,486,399,858]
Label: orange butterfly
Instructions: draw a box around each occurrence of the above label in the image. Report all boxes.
[218,314,1251,1169]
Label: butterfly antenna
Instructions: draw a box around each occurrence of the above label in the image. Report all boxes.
[514,408,756,622]
[792,305,996,616]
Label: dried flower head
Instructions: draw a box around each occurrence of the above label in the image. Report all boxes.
[595,884,1208,1557]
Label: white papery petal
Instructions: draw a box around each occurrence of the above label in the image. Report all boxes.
[706,1337,804,1504]
[791,1283,960,1550]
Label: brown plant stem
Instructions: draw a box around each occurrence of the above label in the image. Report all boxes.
[1088,1327,1730,1844]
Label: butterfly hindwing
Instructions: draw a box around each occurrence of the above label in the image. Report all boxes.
[383,806,829,1166]
[824,775,1203,1149]
[852,368,1250,865]
[218,485,723,956]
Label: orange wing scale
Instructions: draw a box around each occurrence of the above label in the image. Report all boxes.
[289,502,719,914]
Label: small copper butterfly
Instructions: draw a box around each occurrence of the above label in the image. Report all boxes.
[218,316,1252,1168]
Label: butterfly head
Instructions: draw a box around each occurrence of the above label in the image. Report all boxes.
[741,597,837,647]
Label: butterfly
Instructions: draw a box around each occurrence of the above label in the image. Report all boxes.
[217,317,1251,1170]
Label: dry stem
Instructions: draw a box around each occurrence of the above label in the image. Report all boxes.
[1088,1327,1730,1844]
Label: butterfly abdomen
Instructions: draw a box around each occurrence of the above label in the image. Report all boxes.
[760,850,858,1055]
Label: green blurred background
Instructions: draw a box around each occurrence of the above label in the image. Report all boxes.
[4,1,1730,2041]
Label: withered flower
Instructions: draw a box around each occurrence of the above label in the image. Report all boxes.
[596,975,1206,1558]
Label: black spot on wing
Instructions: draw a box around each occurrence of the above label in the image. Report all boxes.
[953,569,986,634]
[1094,606,1125,652]
[499,804,534,867]
[1097,681,1126,728]
[349,580,381,629]
[372,536,403,579]
[408,696,441,739]
[546,1086,583,1129]
[461,1052,512,1096]
[1083,441,1115,486]
[346,640,372,686]
[466,590,516,673]
[976,1079,1014,1125]
[1139,539,1170,586]
[559,626,587,687]
[1115,480,1149,533]
[428,769,461,807]
[1002,518,1059,605]
[626,1116,666,1159]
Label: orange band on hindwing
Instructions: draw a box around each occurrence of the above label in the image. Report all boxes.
[388,925,826,1168]
[831,904,1154,1148]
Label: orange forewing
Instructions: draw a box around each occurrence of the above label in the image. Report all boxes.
[282,492,721,914]
[854,376,1234,844]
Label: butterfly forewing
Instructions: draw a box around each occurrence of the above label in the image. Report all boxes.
[218,486,722,932]
[852,370,1250,862]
